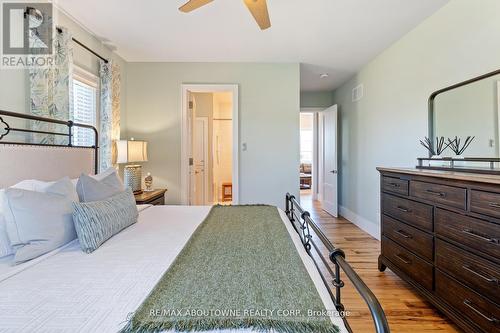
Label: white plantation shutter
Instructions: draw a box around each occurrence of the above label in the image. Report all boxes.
[72,70,98,146]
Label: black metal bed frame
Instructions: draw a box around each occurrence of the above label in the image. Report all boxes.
[286,193,390,333]
[0,110,388,332]
[0,110,99,173]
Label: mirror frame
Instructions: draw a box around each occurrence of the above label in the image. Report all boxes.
[428,68,500,150]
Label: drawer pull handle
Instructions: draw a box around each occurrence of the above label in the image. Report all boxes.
[397,206,411,213]
[395,254,411,265]
[462,229,499,244]
[389,183,401,188]
[489,202,500,209]
[462,265,498,284]
[395,230,412,239]
[426,189,446,197]
[463,299,498,323]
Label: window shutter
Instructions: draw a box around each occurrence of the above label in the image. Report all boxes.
[72,80,97,146]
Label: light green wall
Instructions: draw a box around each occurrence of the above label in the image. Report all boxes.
[332,0,500,237]
[0,9,127,124]
[300,91,333,108]
[124,63,300,208]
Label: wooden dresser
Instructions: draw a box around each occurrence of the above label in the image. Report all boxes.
[377,168,499,333]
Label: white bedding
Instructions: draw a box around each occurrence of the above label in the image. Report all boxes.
[0,205,348,333]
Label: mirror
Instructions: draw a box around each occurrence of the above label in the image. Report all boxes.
[430,70,500,158]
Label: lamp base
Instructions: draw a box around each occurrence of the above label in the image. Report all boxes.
[124,165,142,194]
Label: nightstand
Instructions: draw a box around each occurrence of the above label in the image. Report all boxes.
[134,189,167,206]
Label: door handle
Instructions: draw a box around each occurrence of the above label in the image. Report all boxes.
[462,229,499,244]
[425,189,446,197]
[330,170,338,174]
[462,265,497,283]
[489,202,500,209]
[395,230,412,239]
[395,254,411,265]
[397,206,411,213]
[463,300,497,322]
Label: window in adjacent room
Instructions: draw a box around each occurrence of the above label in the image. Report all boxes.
[72,67,99,146]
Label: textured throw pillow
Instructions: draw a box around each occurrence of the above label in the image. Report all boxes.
[72,189,138,253]
[76,170,124,202]
[3,179,77,263]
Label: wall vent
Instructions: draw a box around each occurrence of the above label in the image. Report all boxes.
[352,84,364,102]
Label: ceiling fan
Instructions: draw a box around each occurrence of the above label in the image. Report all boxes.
[179,0,271,30]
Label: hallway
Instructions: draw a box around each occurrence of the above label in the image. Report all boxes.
[299,191,460,333]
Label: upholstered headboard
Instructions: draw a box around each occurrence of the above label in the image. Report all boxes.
[0,110,98,188]
[0,145,95,187]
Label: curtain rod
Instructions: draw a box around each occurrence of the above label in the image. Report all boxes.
[56,27,109,64]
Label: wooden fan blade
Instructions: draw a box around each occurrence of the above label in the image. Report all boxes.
[179,0,214,13]
[243,0,271,30]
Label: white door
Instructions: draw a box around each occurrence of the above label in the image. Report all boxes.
[320,105,338,217]
[190,117,208,205]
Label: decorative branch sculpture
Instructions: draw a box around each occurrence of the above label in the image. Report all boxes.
[447,136,475,156]
[435,136,451,156]
[420,136,451,157]
[420,137,436,156]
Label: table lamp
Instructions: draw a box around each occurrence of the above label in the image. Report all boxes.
[115,138,148,194]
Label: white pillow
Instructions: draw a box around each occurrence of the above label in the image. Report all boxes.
[3,178,77,264]
[0,190,14,258]
[71,167,123,189]
[13,178,79,202]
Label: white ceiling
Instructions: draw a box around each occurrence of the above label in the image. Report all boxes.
[57,0,449,91]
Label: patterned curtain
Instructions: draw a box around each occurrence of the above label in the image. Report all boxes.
[29,27,73,144]
[99,60,121,172]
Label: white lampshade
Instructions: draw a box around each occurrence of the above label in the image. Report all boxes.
[115,139,148,164]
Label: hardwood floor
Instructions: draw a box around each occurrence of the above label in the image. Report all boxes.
[299,191,461,333]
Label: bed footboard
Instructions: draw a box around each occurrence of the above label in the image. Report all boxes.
[286,193,390,333]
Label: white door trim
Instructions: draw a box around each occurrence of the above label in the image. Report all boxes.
[300,107,327,201]
[181,84,239,205]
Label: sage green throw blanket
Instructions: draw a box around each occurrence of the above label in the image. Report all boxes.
[122,205,339,333]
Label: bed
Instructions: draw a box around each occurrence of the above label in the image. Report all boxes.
[0,110,389,333]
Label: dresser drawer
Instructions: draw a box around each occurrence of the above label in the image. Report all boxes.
[471,190,500,219]
[436,271,500,333]
[382,176,409,196]
[382,215,433,261]
[410,180,466,210]
[435,208,500,260]
[382,236,433,290]
[436,239,499,304]
[382,194,433,232]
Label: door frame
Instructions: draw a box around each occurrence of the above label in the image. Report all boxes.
[193,116,209,204]
[181,84,239,205]
[300,107,327,201]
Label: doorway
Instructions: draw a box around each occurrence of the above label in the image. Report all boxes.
[181,85,239,206]
[300,112,314,198]
[300,105,338,217]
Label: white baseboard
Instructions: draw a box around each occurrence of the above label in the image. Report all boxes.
[339,205,380,240]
